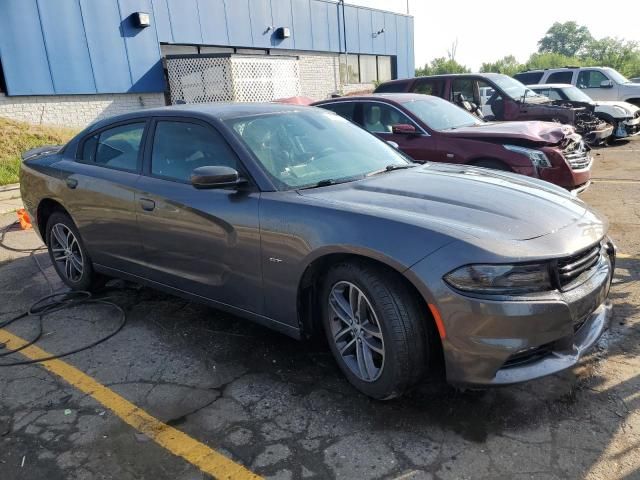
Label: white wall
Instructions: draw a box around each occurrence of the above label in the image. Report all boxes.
[0,93,166,128]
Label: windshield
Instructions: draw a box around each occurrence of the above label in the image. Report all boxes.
[225,110,411,189]
[604,68,630,84]
[402,97,483,130]
[490,74,542,102]
[562,86,594,103]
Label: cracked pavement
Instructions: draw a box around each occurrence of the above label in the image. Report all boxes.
[0,138,639,480]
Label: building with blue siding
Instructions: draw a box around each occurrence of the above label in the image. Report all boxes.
[0,0,414,127]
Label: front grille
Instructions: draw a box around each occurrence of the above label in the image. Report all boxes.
[556,244,601,289]
[502,342,554,369]
[562,136,592,170]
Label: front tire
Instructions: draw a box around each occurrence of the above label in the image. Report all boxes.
[45,212,102,291]
[321,261,429,400]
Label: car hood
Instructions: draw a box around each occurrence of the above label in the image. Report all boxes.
[594,101,640,116]
[299,163,593,242]
[441,121,574,145]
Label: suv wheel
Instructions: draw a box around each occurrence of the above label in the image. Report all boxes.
[321,261,429,399]
[45,212,102,291]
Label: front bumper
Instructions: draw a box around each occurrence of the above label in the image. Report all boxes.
[619,116,640,138]
[584,123,614,144]
[435,248,613,387]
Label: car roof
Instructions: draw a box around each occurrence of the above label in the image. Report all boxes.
[528,83,574,89]
[314,93,430,104]
[86,102,313,131]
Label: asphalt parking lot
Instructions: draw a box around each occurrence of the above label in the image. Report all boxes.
[1,138,639,480]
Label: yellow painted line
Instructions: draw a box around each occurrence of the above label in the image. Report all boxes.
[617,253,637,260]
[0,328,262,480]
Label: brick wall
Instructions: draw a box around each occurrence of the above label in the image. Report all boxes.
[271,50,372,100]
[0,93,166,128]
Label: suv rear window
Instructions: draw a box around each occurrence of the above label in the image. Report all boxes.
[374,82,407,93]
[513,72,544,85]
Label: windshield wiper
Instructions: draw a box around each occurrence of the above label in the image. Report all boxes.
[367,163,416,176]
[298,177,359,190]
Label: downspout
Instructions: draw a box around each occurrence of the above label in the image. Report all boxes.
[339,0,348,92]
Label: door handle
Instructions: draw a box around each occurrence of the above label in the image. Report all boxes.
[139,198,156,212]
[65,178,78,189]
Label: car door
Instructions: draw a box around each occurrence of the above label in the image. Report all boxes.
[577,70,618,101]
[358,101,440,163]
[59,120,147,274]
[135,117,263,314]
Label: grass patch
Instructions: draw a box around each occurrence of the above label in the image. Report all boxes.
[0,117,78,186]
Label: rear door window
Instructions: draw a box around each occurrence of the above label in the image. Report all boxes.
[412,78,445,97]
[547,71,574,84]
[319,102,357,123]
[513,72,544,85]
[79,122,145,172]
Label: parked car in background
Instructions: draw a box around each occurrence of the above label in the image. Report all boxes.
[374,73,613,145]
[528,84,640,141]
[314,93,592,193]
[514,67,640,106]
[20,103,615,399]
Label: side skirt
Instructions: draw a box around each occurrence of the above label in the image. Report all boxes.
[94,264,302,340]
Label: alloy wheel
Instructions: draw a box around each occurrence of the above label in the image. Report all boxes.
[328,281,385,382]
[50,223,84,283]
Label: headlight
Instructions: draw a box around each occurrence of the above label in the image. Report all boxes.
[444,263,553,295]
[503,145,552,168]
[612,105,628,117]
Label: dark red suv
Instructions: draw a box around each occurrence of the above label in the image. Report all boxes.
[313,94,592,193]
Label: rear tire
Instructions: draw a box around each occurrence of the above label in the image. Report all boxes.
[321,261,429,400]
[45,212,104,291]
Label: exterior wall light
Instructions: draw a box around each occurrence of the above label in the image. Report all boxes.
[134,12,151,28]
[275,27,291,39]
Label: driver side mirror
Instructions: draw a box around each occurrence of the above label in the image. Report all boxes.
[600,79,614,88]
[191,166,247,189]
[391,124,417,135]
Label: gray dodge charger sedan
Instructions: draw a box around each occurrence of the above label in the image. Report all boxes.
[20,103,615,399]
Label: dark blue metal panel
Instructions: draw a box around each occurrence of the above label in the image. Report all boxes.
[395,14,408,78]
[197,0,229,45]
[270,0,294,49]
[249,0,273,48]
[224,0,253,47]
[357,7,373,54]
[150,0,173,42]
[343,5,359,53]
[117,0,165,92]
[291,0,313,51]
[0,0,54,95]
[371,9,385,55]
[166,0,202,44]
[309,0,329,51]
[383,12,397,56]
[80,0,133,93]
[327,1,341,52]
[37,0,96,94]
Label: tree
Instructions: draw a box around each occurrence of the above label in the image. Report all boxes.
[525,52,583,71]
[480,55,524,76]
[415,39,470,76]
[538,21,593,57]
[583,37,640,77]
[416,57,470,76]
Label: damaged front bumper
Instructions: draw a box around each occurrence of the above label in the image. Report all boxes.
[583,122,614,145]
[616,116,640,138]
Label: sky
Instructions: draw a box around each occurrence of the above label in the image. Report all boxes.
[346,0,640,71]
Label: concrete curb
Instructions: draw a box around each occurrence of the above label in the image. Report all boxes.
[0,183,20,201]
